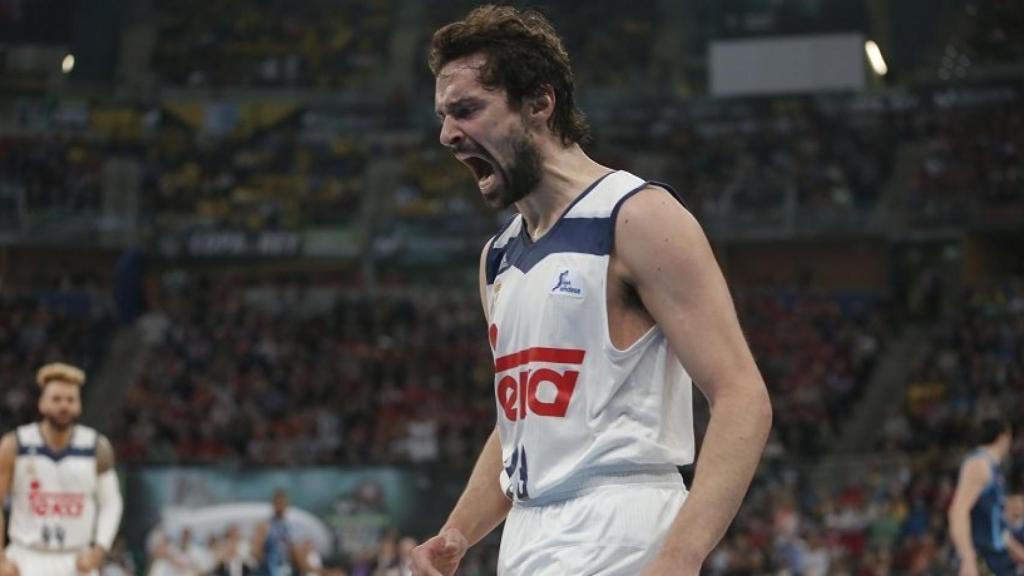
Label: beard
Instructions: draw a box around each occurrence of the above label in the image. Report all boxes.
[43,413,76,430]
[490,131,543,209]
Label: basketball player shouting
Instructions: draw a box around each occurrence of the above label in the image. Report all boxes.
[412,6,772,575]
[0,363,123,576]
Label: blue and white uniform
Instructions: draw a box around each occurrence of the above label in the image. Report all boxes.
[5,423,100,576]
[485,171,693,575]
[965,449,1015,576]
[261,515,295,576]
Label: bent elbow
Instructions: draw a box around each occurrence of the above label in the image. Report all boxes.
[753,384,773,437]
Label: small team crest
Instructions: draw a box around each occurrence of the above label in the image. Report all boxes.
[550,269,584,299]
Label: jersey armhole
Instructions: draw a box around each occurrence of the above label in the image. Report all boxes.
[608,181,686,254]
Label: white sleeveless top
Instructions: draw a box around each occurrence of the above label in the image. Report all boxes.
[485,170,695,505]
[9,423,100,550]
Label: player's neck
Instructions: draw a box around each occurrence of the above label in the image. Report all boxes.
[39,419,75,450]
[515,144,610,241]
[982,444,1005,463]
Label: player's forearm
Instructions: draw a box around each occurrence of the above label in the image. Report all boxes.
[441,427,512,546]
[656,386,771,566]
[949,509,977,562]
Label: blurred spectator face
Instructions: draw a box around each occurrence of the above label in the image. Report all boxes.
[273,489,289,516]
[38,380,82,429]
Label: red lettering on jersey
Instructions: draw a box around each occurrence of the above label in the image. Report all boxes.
[28,484,85,518]
[494,347,585,421]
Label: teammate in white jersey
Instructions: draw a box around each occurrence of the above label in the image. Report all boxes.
[0,362,124,576]
[412,6,772,576]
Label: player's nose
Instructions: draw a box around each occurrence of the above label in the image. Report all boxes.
[439,116,463,148]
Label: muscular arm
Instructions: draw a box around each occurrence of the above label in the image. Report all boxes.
[440,427,511,545]
[439,238,512,545]
[0,433,15,555]
[616,187,772,570]
[93,435,123,552]
[412,240,511,576]
[96,435,115,474]
[949,457,989,567]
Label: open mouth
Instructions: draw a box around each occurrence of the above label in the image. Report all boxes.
[460,155,498,191]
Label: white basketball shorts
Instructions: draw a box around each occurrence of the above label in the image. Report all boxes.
[497,475,688,575]
[5,543,99,576]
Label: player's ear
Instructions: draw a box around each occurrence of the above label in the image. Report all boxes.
[524,84,555,127]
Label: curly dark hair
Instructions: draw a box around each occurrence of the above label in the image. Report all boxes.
[429,4,591,146]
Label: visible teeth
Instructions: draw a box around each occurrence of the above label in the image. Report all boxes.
[479,173,496,190]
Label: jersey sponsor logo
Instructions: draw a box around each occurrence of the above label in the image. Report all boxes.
[28,480,86,518]
[550,269,583,298]
[494,347,585,421]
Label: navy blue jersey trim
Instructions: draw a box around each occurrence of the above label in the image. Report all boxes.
[486,243,507,285]
[485,215,520,285]
[17,445,96,461]
[646,181,687,208]
[502,217,613,275]
[487,170,615,283]
[518,170,616,250]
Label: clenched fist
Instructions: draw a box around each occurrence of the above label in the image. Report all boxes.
[410,528,469,576]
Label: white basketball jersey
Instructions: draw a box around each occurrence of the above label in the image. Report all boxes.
[9,423,99,550]
[485,170,695,504]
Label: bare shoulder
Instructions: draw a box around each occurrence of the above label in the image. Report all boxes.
[96,434,116,473]
[961,454,993,480]
[616,185,702,244]
[614,185,709,280]
[0,432,15,456]
[0,432,15,469]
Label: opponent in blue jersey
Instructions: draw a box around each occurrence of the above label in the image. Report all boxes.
[949,418,1024,575]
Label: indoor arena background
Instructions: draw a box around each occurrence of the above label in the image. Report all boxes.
[1,0,1022,574]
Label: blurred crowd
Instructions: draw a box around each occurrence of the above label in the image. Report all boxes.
[668,100,896,222]
[738,291,889,458]
[114,273,494,468]
[2,82,1020,249]
[111,273,893,468]
[961,0,1024,66]
[911,90,1023,226]
[145,120,368,232]
[709,279,1024,575]
[883,279,1024,456]
[108,276,1021,574]
[153,0,394,89]
[0,135,104,220]
[0,287,114,430]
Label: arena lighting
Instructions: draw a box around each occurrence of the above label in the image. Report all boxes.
[864,40,888,76]
[61,53,75,74]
